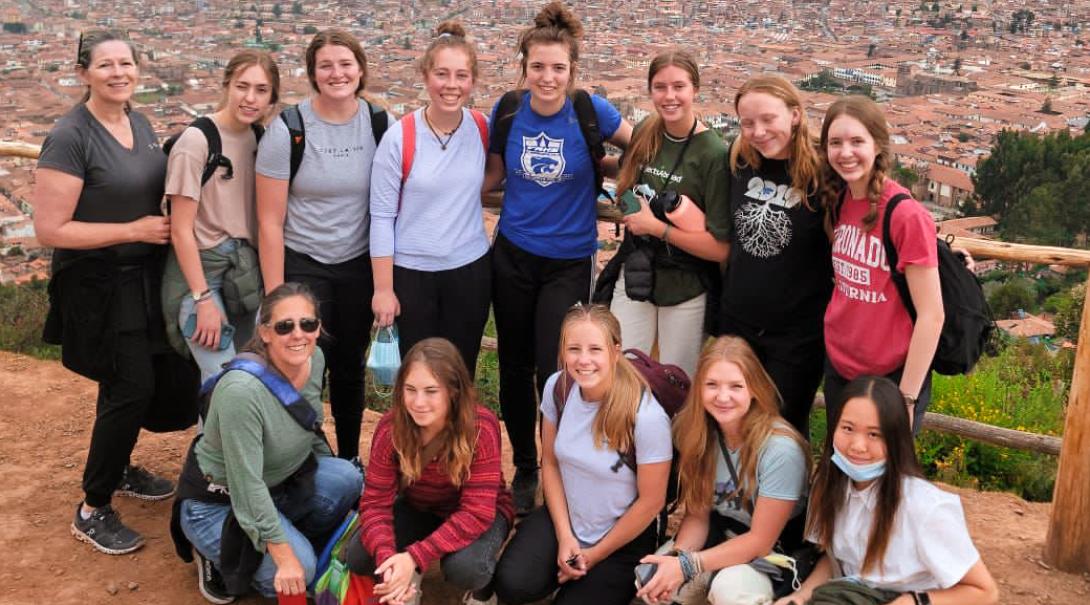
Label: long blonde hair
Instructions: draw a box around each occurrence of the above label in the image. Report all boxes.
[730,75,820,208]
[390,338,478,487]
[616,50,701,194]
[673,336,810,513]
[556,304,647,453]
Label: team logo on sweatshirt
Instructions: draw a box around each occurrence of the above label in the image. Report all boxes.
[520,132,566,187]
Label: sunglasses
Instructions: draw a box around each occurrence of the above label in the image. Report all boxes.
[268,317,320,336]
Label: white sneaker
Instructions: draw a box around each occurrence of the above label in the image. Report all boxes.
[462,590,497,605]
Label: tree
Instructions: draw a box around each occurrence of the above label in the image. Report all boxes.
[273,3,282,18]
[989,279,1037,319]
[292,1,303,15]
[1049,283,1086,340]
[1048,73,1060,89]
[957,131,971,143]
[1041,96,1053,113]
[302,24,318,34]
[953,57,962,75]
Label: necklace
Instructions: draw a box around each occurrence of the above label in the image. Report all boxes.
[423,106,464,151]
[663,118,699,143]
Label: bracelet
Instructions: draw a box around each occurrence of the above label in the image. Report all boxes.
[191,289,211,302]
[903,393,917,406]
[195,295,214,305]
[677,550,696,583]
[692,550,704,574]
[662,223,672,243]
[912,592,932,605]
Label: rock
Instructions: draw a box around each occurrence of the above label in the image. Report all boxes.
[127,581,139,591]
[105,582,119,595]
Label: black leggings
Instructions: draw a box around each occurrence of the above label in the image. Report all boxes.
[284,248,374,460]
[491,233,593,472]
[493,506,656,605]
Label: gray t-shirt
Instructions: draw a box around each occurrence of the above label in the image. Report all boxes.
[713,429,808,527]
[255,98,378,264]
[541,371,673,546]
[37,104,166,267]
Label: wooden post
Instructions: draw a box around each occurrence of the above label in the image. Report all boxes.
[1044,275,1090,572]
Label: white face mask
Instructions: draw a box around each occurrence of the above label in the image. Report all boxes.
[831,444,886,482]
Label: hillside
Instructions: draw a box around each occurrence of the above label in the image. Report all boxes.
[0,350,1086,604]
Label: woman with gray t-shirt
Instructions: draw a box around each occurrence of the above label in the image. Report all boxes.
[256,29,390,461]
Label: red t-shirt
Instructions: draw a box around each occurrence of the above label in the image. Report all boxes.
[824,179,937,379]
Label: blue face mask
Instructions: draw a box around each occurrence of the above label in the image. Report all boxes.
[832,445,886,482]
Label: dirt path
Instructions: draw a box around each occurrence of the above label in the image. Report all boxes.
[0,351,1087,604]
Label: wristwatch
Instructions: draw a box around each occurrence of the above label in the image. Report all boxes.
[191,289,210,302]
[912,592,932,605]
[903,393,917,406]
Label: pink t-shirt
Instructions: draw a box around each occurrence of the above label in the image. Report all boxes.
[824,180,937,379]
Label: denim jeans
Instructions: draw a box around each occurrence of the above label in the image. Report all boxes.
[179,239,257,381]
[179,456,363,598]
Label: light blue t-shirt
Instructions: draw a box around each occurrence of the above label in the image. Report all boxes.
[713,429,808,528]
[255,99,378,265]
[369,107,489,271]
[491,92,621,259]
[540,371,673,545]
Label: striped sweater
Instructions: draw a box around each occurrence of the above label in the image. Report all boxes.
[358,406,515,571]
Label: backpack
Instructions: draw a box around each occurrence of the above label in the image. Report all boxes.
[551,348,689,542]
[162,116,265,187]
[881,194,995,375]
[279,101,390,184]
[397,109,489,210]
[489,88,611,200]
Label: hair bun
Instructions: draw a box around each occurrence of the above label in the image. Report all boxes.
[435,20,466,39]
[534,1,583,39]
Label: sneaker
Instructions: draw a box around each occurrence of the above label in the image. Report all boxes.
[115,465,175,501]
[462,590,497,605]
[194,550,235,604]
[512,468,539,516]
[70,503,145,555]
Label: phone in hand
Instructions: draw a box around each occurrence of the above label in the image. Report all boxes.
[633,562,657,589]
[619,189,642,215]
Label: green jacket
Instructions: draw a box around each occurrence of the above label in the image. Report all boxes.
[161,242,263,358]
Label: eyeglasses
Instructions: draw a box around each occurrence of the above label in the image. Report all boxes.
[269,317,320,336]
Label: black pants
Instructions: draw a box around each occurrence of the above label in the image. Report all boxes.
[719,318,825,438]
[394,253,491,376]
[284,248,374,460]
[345,499,510,592]
[492,233,593,472]
[822,360,933,436]
[493,506,656,605]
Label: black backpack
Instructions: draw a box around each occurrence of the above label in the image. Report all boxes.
[279,101,389,184]
[489,88,612,200]
[881,193,995,375]
[162,117,264,187]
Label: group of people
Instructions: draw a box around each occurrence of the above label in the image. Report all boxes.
[34,1,999,604]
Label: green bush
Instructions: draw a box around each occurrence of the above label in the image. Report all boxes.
[0,279,59,360]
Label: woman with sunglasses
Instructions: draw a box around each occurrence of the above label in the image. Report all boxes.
[35,30,174,556]
[175,283,363,603]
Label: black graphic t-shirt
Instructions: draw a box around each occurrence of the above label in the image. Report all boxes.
[720,156,832,333]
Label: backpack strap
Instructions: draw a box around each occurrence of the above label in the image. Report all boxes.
[398,112,417,213]
[280,105,306,185]
[469,109,489,151]
[199,353,323,437]
[250,122,265,144]
[880,193,917,321]
[571,89,611,201]
[489,90,524,163]
[368,101,389,145]
[175,116,228,187]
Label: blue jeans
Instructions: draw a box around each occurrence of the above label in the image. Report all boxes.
[179,239,257,381]
[179,456,363,598]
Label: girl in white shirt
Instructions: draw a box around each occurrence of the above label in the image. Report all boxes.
[775,376,998,605]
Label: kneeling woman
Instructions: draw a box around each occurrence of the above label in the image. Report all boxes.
[637,336,811,605]
[494,304,673,605]
[774,377,998,605]
[346,338,514,605]
[173,283,363,602]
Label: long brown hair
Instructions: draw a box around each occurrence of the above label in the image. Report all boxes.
[807,376,924,575]
[75,30,138,104]
[390,338,479,487]
[218,50,281,109]
[673,336,810,514]
[515,1,583,90]
[419,21,478,81]
[616,50,700,194]
[730,75,820,208]
[305,28,368,95]
[556,304,647,454]
[819,95,892,233]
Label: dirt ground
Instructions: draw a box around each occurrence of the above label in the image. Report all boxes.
[1,350,1088,605]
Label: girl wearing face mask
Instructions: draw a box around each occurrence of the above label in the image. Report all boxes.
[256,29,391,461]
[598,50,730,378]
[345,338,514,605]
[163,50,280,381]
[773,376,998,605]
[717,76,831,438]
[368,22,491,376]
[636,336,811,605]
[482,1,634,516]
[819,96,943,433]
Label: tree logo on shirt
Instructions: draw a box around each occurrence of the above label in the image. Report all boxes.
[520,132,566,187]
[735,177,802,258]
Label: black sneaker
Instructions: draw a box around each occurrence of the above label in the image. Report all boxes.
[512,468,538,516]
[194,550,236,604]
[70,503,145,555]
[115,465,175,501]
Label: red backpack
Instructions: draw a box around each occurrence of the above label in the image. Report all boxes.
[397,109,489,211]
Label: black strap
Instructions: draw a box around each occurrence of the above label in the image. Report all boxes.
[879,193,916,321]
[367,100,389,144]
[658,118,698,192]
[280,105,306,185]
[716,429,746,511]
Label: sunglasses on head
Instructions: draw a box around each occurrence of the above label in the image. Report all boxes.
[269,317,320,335]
